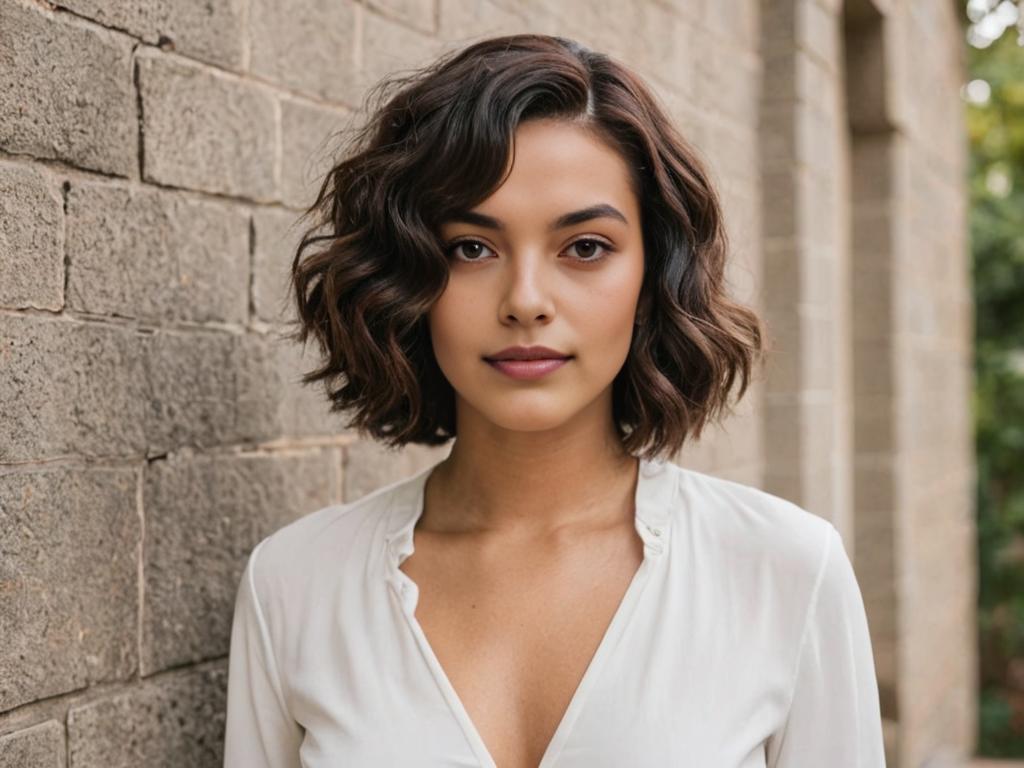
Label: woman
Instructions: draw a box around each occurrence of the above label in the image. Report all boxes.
[224,34,886,767]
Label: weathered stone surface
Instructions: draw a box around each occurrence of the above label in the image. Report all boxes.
[136,50,277,201]
[0,314,346,463]
[280,98,351,210]
[0,315,149,463]
[0,468,139,711]
[360,7,443,101]
[690,27,760,128]
[251,206,304,325]
[366,0,436,35]
[699,0,759,50]
[236,329,350,439]
[249,0,358,105]
[66,181,249,324]
[54,0,246,70]
[144,327,351,450]
[0,2,135,176]
[140,451,339,673]
[249,207,354,437]
[0,720,65,767]
[437,0,531,41]
[142,330,273,454]
[0,160,64,311]
[67,664,226,768]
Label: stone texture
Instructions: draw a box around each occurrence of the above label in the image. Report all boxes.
[280,97,352,210]
[140,451,340,673]
[699,0,759,50]
[0,468,139,711]
[145,327,351,452]
[248,206,388,437]
[688,28,761,126]
[0,160,64,311]
[142,330,274,454]
[252,206,305,325]
[758,2,975,764]
[436,0,531,41]
[249,0,442,110]
[358,7,445,107]
[0,720,65,767]
[249,0,358,105]
[0,313,348,463]
[569,3,695,106]
[66,181,250,324]
[365,0,437,35]
[236,329,349,439]
[761,167,809,241]
[54,0,246,70]
[763,49,834,114]
[0,315,149,463]
[0,1,136,177]
[67,664,226,768]
[136,50,277,200]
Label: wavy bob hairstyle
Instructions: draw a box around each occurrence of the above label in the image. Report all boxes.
[287,33,766,462]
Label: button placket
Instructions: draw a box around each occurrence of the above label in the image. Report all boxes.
[636,521,664,555]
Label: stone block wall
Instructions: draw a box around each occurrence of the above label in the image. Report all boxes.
[0,1,973,765]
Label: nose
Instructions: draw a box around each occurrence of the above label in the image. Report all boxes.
[496,252,556,325]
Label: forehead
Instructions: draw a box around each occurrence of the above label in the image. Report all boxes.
[471,118,639,221]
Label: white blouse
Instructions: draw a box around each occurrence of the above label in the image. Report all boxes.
[224,456,887,767]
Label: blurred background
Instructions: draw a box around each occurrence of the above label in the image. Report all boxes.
[968,0,1024,762]
[0,0,1020,766]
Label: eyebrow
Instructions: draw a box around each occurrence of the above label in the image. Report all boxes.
[444,203,629,232]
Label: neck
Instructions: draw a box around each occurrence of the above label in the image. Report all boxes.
[421,436,640,540]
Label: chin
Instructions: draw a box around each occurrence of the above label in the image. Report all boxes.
[468,396,582,432]
[493,414,572,432]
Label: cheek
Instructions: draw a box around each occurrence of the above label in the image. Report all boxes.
[578,272,641,348]
[580,300,636,366]
[426,283,479,365]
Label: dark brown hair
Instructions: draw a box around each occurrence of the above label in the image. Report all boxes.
[287,33,765,461]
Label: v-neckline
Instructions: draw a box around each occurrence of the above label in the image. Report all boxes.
[383,456,674,768]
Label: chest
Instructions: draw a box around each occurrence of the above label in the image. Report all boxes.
[284,529,793,768]
[398,526,644,768]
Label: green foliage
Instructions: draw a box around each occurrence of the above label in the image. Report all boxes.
[970,8,1024,758]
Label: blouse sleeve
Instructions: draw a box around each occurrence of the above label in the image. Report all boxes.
[224,540,304,768]
[765,525,887,767]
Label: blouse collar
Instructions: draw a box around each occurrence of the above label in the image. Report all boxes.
[382,456,676,581]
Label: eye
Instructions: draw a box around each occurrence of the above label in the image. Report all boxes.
[443,239,495,262]
[442,236,616,264]
[565,237,614,263]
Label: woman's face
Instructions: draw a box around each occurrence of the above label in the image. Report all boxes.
[428,117,645,438]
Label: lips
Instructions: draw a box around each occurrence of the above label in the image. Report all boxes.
[485,357,571,380]
[483,345,571,362]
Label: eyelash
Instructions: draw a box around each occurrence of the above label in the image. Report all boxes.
[442,237,616,264]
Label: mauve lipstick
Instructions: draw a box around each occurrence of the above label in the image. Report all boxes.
[485,357,572,380]
[483,344,573,381]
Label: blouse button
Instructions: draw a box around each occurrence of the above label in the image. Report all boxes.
[652,528,662,537]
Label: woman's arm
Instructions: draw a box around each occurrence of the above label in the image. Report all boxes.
[224,539,304,768]
[765,525,887,767]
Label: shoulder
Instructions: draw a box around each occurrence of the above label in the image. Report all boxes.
[667,463,835,586]
[663,464,851,666]
[245,468,422,601]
